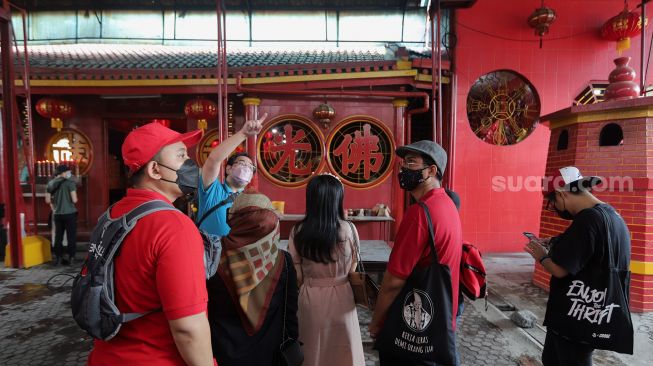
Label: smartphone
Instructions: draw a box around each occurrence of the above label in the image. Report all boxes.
[524,232,550,248]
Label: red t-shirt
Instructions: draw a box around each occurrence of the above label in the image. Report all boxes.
[387,188,462,329]
[88,189,209,366]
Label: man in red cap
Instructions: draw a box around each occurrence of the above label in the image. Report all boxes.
[524,166,632,366]
[88,122,215,366]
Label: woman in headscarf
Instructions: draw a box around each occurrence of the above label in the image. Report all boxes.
[206,190,298,366]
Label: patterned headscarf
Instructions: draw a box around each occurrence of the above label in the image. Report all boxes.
[218,190,285,335]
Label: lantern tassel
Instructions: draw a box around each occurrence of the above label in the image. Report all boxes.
[51,118,63,131]
[617,37,630,54]
[197,119,208,130]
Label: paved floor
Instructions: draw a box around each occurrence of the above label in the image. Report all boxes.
[0,253,650,365]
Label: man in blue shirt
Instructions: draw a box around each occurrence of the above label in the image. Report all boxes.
[198,113,267,236]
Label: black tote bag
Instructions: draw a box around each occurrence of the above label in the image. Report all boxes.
[545,205,633,354]
[375,202,458,365]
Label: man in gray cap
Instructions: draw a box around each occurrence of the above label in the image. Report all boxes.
[370,140,462,365]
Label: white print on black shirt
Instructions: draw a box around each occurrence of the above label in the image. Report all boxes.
[566,280,619,325]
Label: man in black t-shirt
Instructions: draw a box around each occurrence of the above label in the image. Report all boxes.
[524,166,631,366]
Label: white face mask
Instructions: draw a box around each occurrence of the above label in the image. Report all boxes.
[230,164,253,187]
[64,171,72,179]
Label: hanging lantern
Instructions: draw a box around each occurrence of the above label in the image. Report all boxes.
[601,1,647,54]
[184,98,218,130]
[527,0,557,49]
[151,119,171,128]
[35,98,75,131]
[313,103,336,129]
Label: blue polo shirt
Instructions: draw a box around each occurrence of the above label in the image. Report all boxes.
[197,175,235,237]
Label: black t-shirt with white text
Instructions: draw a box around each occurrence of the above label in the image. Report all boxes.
[544,203,631,327]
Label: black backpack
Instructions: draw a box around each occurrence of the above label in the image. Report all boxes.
[71,200,176,340]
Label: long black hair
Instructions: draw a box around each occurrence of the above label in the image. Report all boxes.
[293,174,345,263]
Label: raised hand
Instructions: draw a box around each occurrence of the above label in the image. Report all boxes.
[241,112,268,136]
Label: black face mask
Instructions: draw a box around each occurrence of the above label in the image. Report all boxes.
[398,167,428,191]
[158,159,199,196]
[553,194,574,220]
[555,208,574,220]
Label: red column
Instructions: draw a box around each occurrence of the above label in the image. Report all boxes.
[1,11,24,268]
[243,97,261,190]
[391,99,408,240]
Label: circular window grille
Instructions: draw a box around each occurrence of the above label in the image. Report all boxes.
[197,128,220,166]
[326,116,394,188]
[466,70,541,146]
[46,128,94,175]
[258,115,325,187]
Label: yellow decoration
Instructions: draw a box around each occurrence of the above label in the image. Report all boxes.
[4,235,52,268]
[617,37,630,54]
[51,118,63,131]
[630,260,653,275]
[197,119,208,130]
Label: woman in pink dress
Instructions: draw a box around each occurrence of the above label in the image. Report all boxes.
[288,174,365,366]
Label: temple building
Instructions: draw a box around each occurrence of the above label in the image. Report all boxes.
[1,0,651,312]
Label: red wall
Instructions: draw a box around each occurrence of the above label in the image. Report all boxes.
[454,0,651,252]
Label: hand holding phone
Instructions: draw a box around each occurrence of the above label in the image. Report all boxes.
[524,232,551,248]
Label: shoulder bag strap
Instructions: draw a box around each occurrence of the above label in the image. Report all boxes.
[418,201,441,264]
[346,220,364,273]
[196,191,240,227]
[281,253,289,341]
[596,205,615,270]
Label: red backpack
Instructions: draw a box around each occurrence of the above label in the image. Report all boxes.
[460,242,487,300]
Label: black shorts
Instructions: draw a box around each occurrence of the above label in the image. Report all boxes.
[542,330,594,366]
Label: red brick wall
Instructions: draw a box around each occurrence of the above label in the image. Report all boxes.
[535,117,653,312]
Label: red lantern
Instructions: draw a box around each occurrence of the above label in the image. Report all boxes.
[184,98,218,130]
[527,0,556,49]
[35,98,75,131]
[313,103,336,129]
[151,119,171,128]
[601,1,648,53]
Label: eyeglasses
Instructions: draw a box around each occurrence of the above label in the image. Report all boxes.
[233,160,256,171]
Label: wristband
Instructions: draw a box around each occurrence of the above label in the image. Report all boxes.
[539,255,550,265]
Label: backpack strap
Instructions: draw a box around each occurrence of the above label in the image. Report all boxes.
[196,191,240,227]
[105,200,177,324]
[122,200,177,227]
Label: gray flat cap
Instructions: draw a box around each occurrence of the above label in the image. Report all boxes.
[396,140,447,177]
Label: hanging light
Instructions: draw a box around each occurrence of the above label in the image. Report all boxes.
[35,98,75,131]
[600,0,647,54]
[527,0,557,49]
[313,103,336,130]
[184,98,218,130]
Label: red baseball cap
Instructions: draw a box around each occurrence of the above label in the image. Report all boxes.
[543,166,602,196]
[122,122,203,173]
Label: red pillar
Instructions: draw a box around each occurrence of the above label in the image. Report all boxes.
[1,6,24,268]
[243,97,261,190]
[391,99,408,240]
